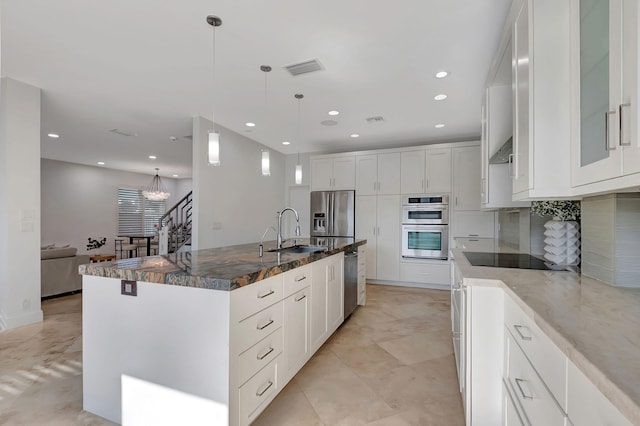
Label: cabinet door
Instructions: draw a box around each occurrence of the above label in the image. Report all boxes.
[620,0,640,176]
[453,146,481,211]
[283,287,310,384]
[310,158,333,191]
[512,2,531,195]
[376,195,400,281]
[401,150,426,194]
[332,157,356,190]
[425,148,452,193]
[310,258,328,352]
[356,154,378,195]
[327,255,344,334]
[377,152,401,194]
[355,195,377,279]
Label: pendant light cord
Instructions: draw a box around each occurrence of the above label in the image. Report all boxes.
[211,22,216,128]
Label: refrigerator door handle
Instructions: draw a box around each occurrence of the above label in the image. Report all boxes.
[329,192,335,236]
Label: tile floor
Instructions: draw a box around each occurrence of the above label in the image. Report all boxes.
[0,284,464,425]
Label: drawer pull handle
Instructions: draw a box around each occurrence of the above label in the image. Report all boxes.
[513,324,532,341]
[257,347,274,360]
[295,276,307,282]
[258,289,275,299]
[295,294,307,302]
[256,380,273,397]
[257,319,274,330]
[515,378,534,400]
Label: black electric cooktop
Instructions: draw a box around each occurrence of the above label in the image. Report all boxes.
[463,252,561,271]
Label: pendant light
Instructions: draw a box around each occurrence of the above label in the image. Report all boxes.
[295,93,304,185]
[261,65,272,176]
[206,15,222,166]
[142,168,171,201]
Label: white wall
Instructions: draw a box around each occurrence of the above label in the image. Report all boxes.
[41,159,191,255]
[192,118,286,249]
[0,78,43,330]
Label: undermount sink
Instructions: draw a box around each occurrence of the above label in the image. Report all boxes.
[267,245,327,254]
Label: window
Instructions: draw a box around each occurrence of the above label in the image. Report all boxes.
[117,188,165,235]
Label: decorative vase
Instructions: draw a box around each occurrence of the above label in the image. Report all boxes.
[543,219,581,266]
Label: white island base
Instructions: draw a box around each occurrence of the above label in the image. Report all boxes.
[82,251,352,426]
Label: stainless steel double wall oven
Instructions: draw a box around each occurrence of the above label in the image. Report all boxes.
[401,195,449,259]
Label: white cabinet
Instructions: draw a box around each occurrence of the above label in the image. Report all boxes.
[283,287,310,384]
[355,194,400,281]
[356,152,401,195]
[481,84,530,209]
[310,253,344,352]
[401,148,451,194]
[399,259,450,287]
[401,150,426,194]
[572,0,640,189]
[451,211,495,239]
[452,145,481,211]
[357,244,366,305]
[310,156,355,191]
[511,0,573,200]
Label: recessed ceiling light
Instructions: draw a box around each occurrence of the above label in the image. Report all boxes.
[328,110,340,116]
[435,124,445,128]
[282,141,291,145]
[148,155,157,160]
[47,133,59,138]
[172,174,179,178]
[434,94,448,101]
[350,134,360,138]
[245,122,256,127]
[97,161,105,165]
[435,71,448,79]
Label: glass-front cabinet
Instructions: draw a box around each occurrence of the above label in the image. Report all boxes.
[572,0,640,186]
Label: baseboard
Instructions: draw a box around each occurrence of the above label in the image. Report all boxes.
[41,289,82,301]
[0,308,44,331]
[367,280,449,291]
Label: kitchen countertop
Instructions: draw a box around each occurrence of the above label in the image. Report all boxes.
[451,248,640,424]
[78,238,365,291]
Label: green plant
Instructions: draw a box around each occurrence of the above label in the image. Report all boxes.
[531,200,581,221]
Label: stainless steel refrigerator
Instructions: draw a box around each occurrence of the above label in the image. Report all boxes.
[310,190,355,237]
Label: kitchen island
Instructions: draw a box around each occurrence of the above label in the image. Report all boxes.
[79,238,365,426]
[451,248,640,425]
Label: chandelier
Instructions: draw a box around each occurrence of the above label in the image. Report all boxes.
[142,168,170,201]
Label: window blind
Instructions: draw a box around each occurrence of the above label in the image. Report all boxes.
[117,188,165,235]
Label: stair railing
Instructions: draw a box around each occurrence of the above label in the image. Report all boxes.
[158,191,192,255]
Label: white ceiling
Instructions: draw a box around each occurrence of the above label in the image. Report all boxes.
[2,0,511,178]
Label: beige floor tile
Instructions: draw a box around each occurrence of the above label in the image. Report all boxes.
[377,330,454,365]
[252,390,324,426]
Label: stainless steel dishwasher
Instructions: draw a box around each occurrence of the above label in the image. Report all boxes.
[344,250,358,318]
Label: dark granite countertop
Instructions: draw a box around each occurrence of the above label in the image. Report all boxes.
[79,237,365,291]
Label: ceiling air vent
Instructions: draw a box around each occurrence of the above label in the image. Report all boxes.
[284,58,324,76]
[108,128,138,137]
[366,116,385,124]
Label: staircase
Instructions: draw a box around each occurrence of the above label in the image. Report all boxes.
[158,191,192,254]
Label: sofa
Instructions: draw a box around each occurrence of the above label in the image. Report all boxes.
[41,246,90,298]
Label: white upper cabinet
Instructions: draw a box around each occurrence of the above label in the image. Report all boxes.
[310,156,355,191]
[572,0,640,189]
[400,149,451,194]
[511,0,573,200]
[356,153,401,195]
[400,150,426,194]
[453,145,482,211]
[425,148,452,193]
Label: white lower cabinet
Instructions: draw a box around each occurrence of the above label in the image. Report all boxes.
[357,244,366,305]
[399,259,450,286]
[502,380,526,426]
[283,287,310,384]
[238,356,281,425]
[310,252,344,353]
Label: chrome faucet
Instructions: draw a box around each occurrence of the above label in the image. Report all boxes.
[277,207,301,250]
[259,226,277,257]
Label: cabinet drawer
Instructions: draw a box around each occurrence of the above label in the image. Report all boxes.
[504,295,567,410]
[505,330,567,426]
[238,356,280,426]
[237,327,283,387]
[235,302,283,354]
[283,264,311,298]
[503,379,527,426]
[231,274,283,322]
[399,261,450,285]
[453,237,496,251]
[567,362,632,426]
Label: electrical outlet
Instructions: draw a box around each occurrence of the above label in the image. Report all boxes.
[121,280,137,296]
